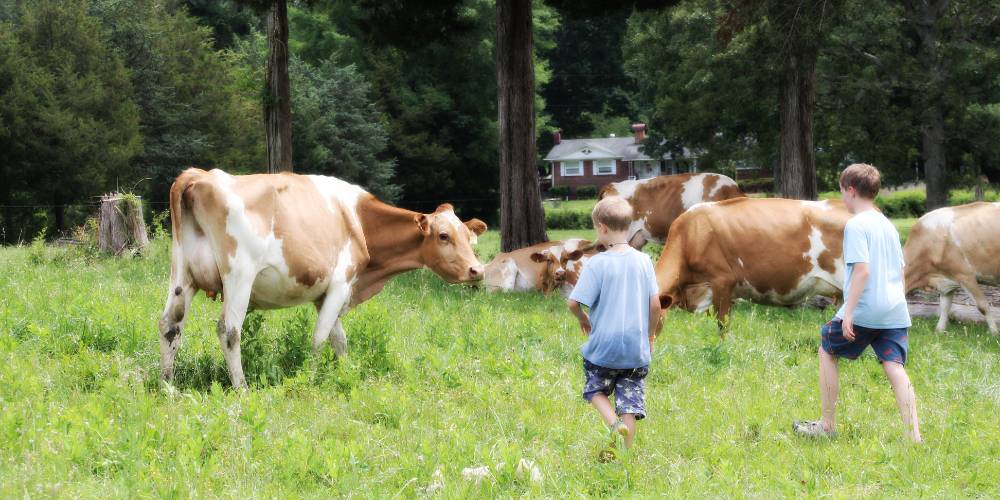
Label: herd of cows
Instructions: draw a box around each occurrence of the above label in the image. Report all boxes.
[158,168,999,388]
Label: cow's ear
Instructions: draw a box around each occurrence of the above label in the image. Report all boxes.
[435,203,454,213]
[465,218,487,235]
[415,213,431,235]
[596,243,607,252]
[659,293,674,309]
[530,252,548,263]
[567,249,584,261]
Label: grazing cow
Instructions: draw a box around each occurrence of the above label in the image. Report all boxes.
[598,173,745,248]
[655,198,852,323]
[484,238,603,295]
[903,202,999,333]
[159,168,487,388]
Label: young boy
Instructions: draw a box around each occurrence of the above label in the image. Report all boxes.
[567,196,662,452]
[794,163,922,442]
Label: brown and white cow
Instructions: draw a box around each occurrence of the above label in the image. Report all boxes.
[598,173,745,248]
[484,238,603,296]
[903,202,999,334]
[655,198,852,323]
[159,168,487,388]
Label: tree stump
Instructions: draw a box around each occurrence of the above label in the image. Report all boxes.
[98,193,149,255]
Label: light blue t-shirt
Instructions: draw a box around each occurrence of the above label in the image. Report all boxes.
[569,247,658,369]
[835,209,911,329]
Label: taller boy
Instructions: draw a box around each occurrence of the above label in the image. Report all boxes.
[794,163,922,442]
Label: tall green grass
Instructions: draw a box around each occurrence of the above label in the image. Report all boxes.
[1,234,998,496]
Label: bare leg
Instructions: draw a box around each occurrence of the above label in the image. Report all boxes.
[882,361,922,442]
[819,346,840,432]
[620,413,637,448]
[590,394,618,426]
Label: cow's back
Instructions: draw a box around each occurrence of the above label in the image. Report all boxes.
[659,198,850,306]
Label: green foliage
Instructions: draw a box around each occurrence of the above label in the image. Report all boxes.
[575,186,598,198]
[1,232,998,495]
[545,210,592,230]
[738,177,774,193]
[0,0,141,235]
[548,186,569,199]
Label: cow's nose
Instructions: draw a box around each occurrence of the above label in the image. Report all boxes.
[468,265,484,280]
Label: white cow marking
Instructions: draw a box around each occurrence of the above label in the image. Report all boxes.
[611,178,651,200]
[680,174,707,209]
[800,200,832,210]
[707,175,737,198]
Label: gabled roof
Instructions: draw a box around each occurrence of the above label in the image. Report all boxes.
[544,136,699,162]
[544,137,669,162]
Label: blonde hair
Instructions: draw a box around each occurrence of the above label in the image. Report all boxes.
[591,195,633,231]
[839,163,881,199]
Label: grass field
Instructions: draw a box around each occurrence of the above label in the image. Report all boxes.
[1,232,999,496]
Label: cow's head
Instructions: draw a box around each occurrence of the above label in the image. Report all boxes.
[530,248,565,294]
[415,203,487,283]
[560,239,606,286]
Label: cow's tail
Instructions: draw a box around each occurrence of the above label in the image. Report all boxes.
[166,168,204,284]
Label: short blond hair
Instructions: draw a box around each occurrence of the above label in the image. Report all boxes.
[840,163,881,199]
[591,195,633,231]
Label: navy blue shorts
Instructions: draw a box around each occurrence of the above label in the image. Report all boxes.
[582,359,648,420]
[821,318,909,365]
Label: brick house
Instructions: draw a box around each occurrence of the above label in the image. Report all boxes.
[542,124,695,196]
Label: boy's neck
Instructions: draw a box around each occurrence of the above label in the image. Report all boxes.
[601,231,632,252]
[852,199,877,214]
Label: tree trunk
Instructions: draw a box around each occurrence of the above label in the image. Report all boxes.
[909,0,951,211]
[496,0,548,252]
[921,103,947,209]
[776,52,818,200]
[265,0,293,173]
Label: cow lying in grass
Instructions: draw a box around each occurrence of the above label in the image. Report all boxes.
[484,239,604,296]
[903,202,999,334]
[159,168,487,388]
[655,198,852,324]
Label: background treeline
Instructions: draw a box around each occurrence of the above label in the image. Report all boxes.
[2,0,999,243]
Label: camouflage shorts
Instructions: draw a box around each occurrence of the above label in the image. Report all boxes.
[582,359,648,420]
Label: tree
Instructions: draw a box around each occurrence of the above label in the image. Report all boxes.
[91,0,263,208]
[719,0,845,200]
[496,0,547,251]
[2,0,141,233]
[235,0,293,173]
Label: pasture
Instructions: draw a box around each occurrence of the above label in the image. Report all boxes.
[1,229,998,497]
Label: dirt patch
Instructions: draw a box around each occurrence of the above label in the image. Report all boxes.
[907,285,1000,326]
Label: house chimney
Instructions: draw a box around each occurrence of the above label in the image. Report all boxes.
[631,123,646,144]
[552,129,561,145]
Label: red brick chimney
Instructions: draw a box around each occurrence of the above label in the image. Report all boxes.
[552,129,561,145]
[631,123,646,144]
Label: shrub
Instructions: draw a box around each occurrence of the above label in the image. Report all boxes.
[545,210,592,230]
[738,177,774,193]
[575,186,598,198]
[876,190,926,218]
[548,186,569,199]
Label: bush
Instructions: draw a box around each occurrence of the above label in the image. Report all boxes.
[576,186,598,198]
[738,177,774,193]
[877,189,926,218]
[545,210,592,230]
[548,186,569,199]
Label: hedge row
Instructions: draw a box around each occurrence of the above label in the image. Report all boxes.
[545,210,592,230]
[820,188,1000,218]
[547,185,598,199]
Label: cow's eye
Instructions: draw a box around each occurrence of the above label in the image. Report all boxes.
[439,232,449,242]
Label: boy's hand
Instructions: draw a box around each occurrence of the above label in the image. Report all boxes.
[842,314,856,342]
[578,316,592,336]
[649,335,656,354]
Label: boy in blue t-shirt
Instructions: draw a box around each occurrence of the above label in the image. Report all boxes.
[794,163,922,442]
[567,196,662,451]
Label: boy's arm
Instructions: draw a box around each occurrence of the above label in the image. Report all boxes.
[648,294,662,346]
[566,299,591,336]
[841,262,869,341]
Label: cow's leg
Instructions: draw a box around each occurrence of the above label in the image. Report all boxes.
[957,277,998,334]
[936,289,953,332]
[312,281,352,355]
[711,281,735,330]
[158,277,196,383]
[217,273,254,389]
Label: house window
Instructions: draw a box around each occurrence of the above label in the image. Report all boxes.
[594,159,616,175]
[561,160,583,176]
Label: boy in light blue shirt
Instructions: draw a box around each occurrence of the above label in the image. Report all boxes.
[794,163,922,442]
[567,196,662,453]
